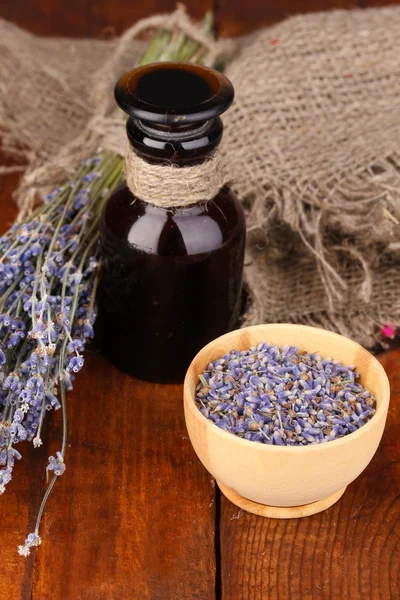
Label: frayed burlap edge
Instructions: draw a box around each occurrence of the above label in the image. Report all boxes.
[0,7,234,218]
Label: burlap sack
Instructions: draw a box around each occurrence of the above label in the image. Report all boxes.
[0,7,399,347]
[0,10,231,210]
[222,7,400,346]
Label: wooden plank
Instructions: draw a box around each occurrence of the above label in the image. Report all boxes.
[219,348,400,600]
[0,0,213,37]
[216,0,363,37]
[0,163,20,230]
[29,351,216,599]
[364,0,400,5]
[0,438,49,600]
[0,9,217,590]
[0,2,216,596]
[0,168,216,597]
[0,160,50,600]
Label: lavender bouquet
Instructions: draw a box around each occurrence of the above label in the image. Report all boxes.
[0,15,215,556]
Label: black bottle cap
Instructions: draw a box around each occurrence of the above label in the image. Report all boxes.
[114,62,234,126]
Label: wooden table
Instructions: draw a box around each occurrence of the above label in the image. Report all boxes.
[1,2,400,599]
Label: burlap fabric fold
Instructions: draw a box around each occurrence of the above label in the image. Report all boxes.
[0,7,399,347]
[222,7,400,346]
[0,9,230,212]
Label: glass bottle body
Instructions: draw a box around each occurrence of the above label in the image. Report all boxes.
[97,182,246,383]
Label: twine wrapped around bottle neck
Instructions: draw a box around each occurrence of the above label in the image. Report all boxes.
[124,144,230,207]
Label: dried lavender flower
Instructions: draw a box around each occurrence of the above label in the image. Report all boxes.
[0,153,110,489]
[196,342,377,446]
[17,532,42,557]
[0,11,217,556]
[0,154,122,554]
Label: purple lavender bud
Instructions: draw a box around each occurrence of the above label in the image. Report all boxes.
[83,321,94,338]
[19,389,31,402]
[303,428,320,435]
[3,375,13,389]
[31,243,41,256]
[7,330,25,348]
[359,410,370,420]
[46,451,66,476]
[293,420,302,434]
[273,431,284,446]
[17,425,27,440]
[8,447,22,464]
[2,469,12,484]
[30,354,39,367]
[215,419,229,431]
[44,188,60,201]
[63,372,73,390]
[236,394,245,408]
[230,426,245,434]
[11,318,25,331]
[347,423,358,433]
[355,402,363,416]
[330,425,341,439]
[3,315,12,328]
[13,409,23,423]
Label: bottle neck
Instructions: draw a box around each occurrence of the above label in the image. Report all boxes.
[126,116,223,166]
[124,141,229,208]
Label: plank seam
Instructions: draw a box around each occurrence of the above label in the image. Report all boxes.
[215,486,222,600]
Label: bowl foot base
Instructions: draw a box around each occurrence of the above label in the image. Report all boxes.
[216,482,347,519]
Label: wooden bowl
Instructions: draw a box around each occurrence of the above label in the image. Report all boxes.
[183,324,390,518]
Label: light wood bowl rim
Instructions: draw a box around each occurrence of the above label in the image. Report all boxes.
[184,324,390,454]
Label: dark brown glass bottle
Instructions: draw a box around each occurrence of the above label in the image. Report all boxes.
[97,63,246,383]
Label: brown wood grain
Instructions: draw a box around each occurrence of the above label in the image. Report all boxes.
[30,352,216,600]
[219,349,400,600]
[215,0,363,37]
[0,178,217,598]
[0,0,213,37]
[365,0,399,5]
[0,161,49,600]
[0,140,216,600]
[1,0,399,41]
